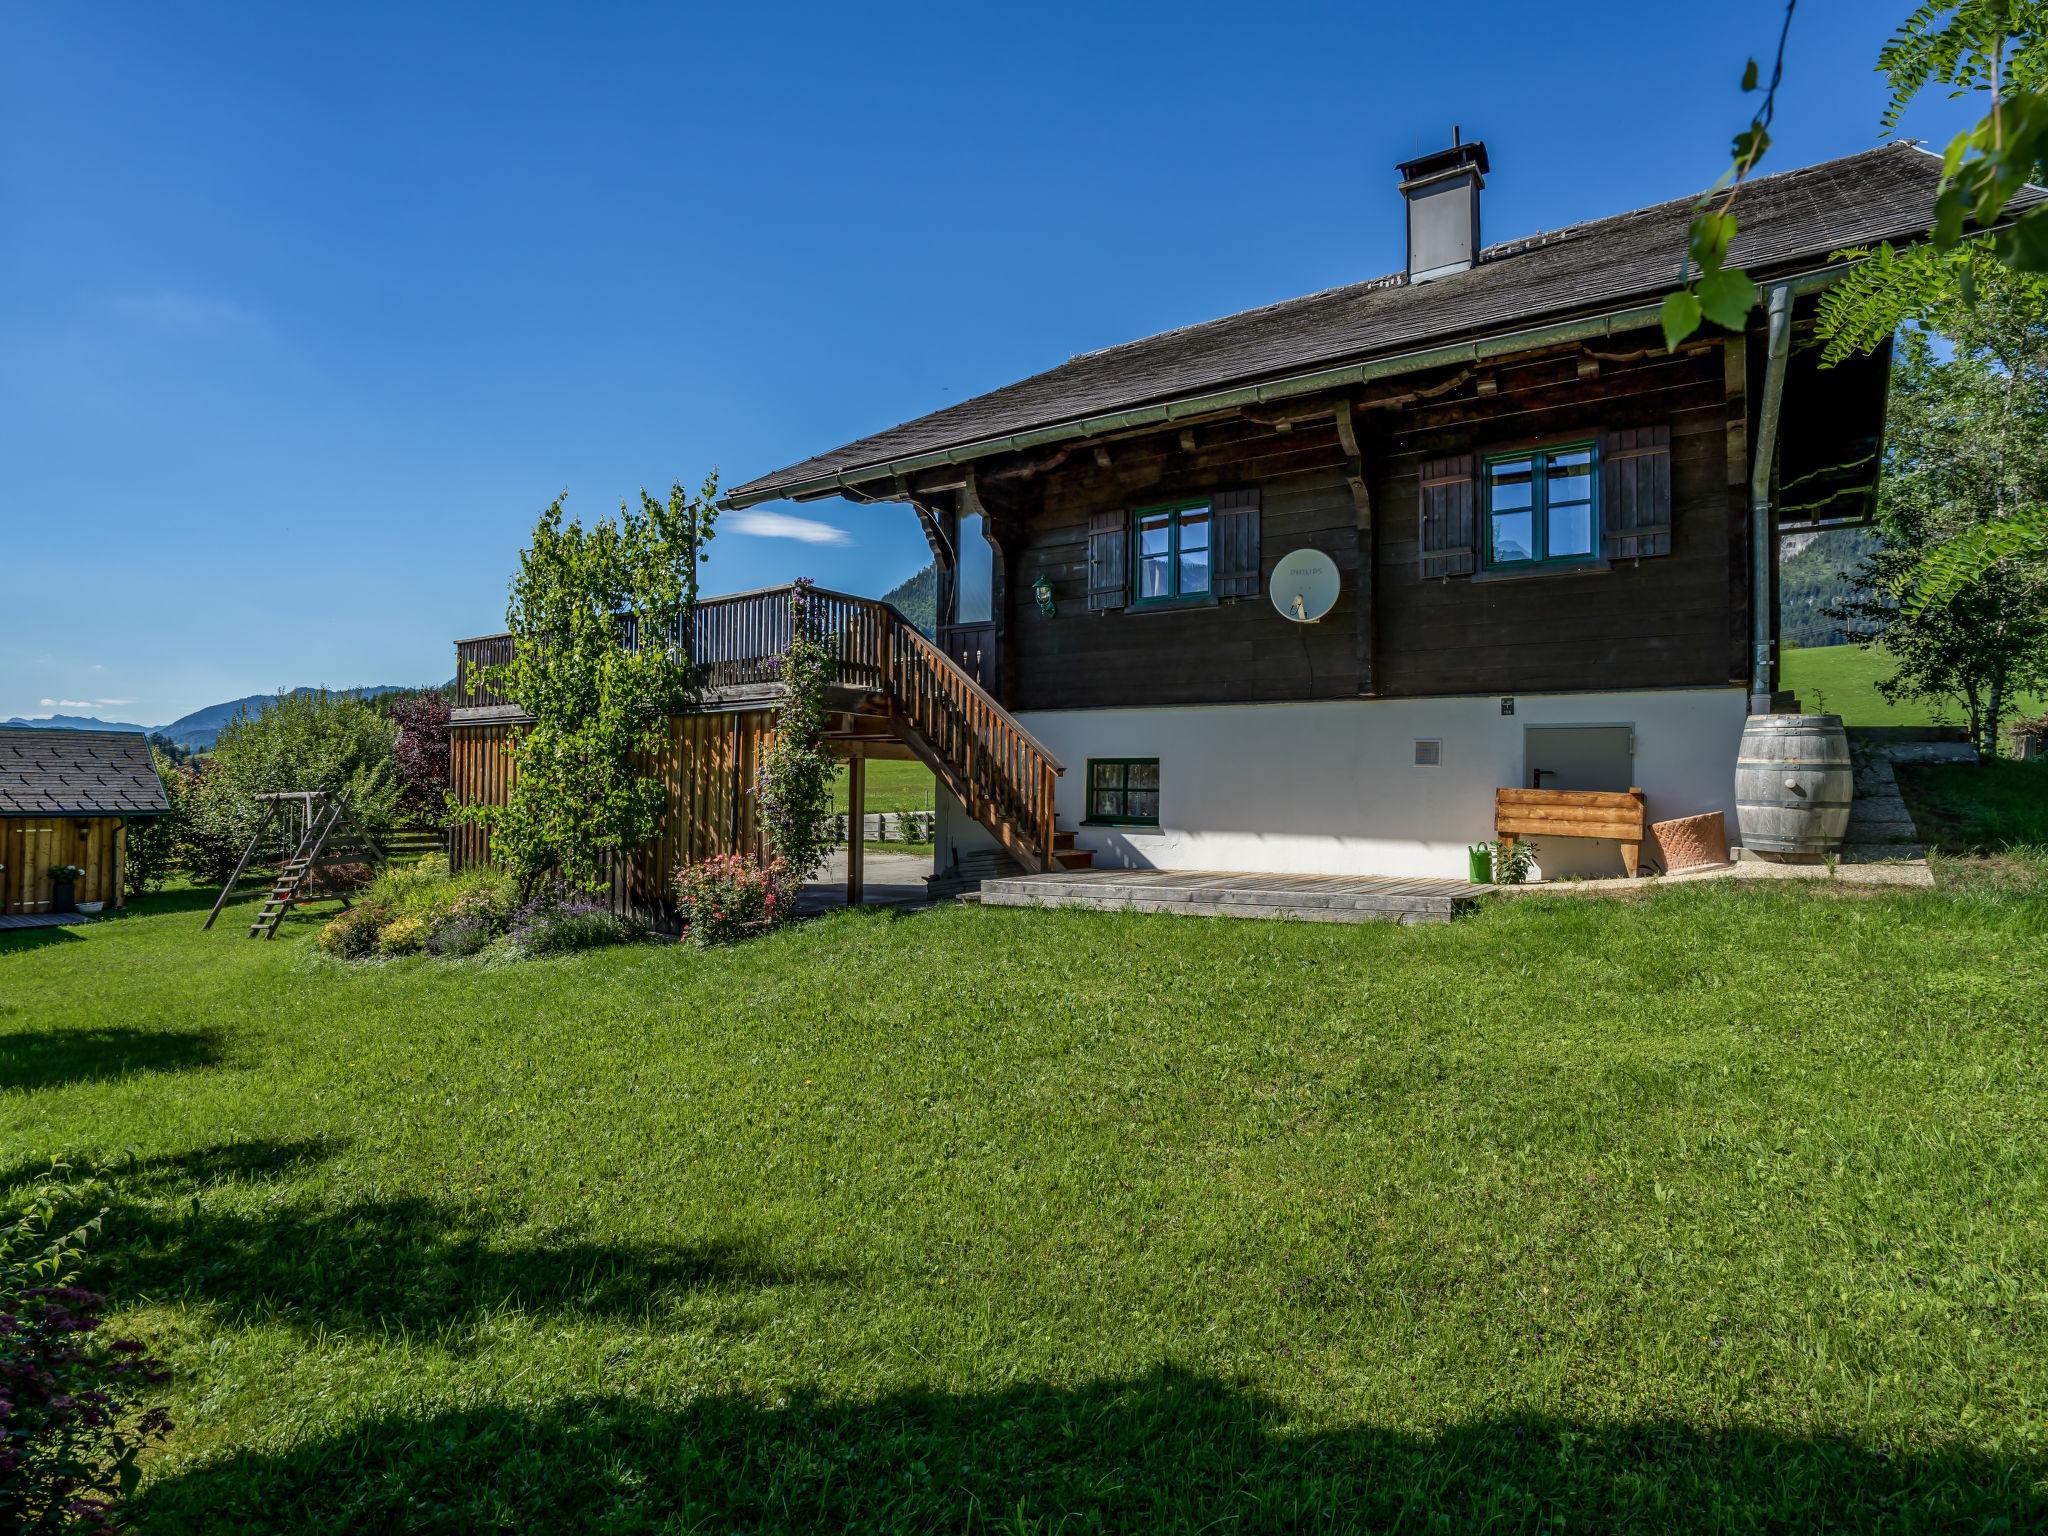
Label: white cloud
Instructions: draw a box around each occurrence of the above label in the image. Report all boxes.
[47,699,95,709]
[95,698,136,707]
[730,510,852,546]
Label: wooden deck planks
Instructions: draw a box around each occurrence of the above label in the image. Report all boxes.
[978,867,1487,924]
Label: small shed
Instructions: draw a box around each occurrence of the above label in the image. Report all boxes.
[0,727,170,914]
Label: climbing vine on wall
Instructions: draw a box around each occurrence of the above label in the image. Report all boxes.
[756,579,837,900]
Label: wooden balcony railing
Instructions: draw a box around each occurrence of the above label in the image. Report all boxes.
[452,584,1063,868]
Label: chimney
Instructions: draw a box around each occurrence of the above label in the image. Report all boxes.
[1397,130,1488,283]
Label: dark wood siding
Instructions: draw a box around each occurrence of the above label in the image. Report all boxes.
[1374,344,1739,698]
[993,342,1745,711]
[1012,419,1361,710]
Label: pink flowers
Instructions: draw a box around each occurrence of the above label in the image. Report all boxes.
[673,853,792,946]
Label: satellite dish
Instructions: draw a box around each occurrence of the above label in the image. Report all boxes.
[1269,548,1339,623]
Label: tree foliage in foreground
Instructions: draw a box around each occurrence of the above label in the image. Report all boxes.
[1826,263,2048,754]
[1670,4,2048,350]
[456,478,718,898]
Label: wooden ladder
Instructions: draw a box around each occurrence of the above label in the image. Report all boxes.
[248,791,353,939]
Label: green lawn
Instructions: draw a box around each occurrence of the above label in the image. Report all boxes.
[4,859,2046,1530]
[831,757,934,814]
[1781,642,2047,727]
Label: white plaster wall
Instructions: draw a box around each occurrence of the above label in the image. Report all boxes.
[937,688,1749,882]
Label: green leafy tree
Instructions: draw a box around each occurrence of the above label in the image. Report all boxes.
[122,747,188,897]
[1826,270,2048,752]
[756,580,836,899]
[179,691,400,881]
[457,478,719,898]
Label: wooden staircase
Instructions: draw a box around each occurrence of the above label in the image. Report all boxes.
[866,605,1075,875]
[467,583,1081,878]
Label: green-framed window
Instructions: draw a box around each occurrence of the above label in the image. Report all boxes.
[1133,499,1212,604]
[1086,758,1159,826]
[1483,443,1599,570]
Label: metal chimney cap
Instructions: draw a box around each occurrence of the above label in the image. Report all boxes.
[1397,138,1490,186]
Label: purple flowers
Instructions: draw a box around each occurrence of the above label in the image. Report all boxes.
[0,1274,170,1533]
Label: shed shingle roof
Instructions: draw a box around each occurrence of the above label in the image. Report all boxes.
[729,143,1960,505]
[0,729,170,816]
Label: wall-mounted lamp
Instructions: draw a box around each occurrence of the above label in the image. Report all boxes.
[1032,573,1056,617]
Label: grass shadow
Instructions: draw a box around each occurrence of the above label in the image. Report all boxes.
[0,1137,344,1206]
[133,1367,2048,1533]
[0,923,90,953]
[0,1025,223,1091]
[44,1139,835,1341]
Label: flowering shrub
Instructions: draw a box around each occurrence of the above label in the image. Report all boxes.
[0,1185,170,1534]
[507,887,646,957]
[375,915,428,955]
[317,864,522,960]
[317,902,390,958]
[673,854,788,946]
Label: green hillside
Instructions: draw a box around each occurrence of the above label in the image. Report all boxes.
[881,563,937,635]
[1783,643,2046,728]
[1779,527,1880,648]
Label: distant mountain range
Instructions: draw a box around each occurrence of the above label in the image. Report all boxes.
[5,685,423,753]
[1781,526,1881,648]
[5,541,1877,754]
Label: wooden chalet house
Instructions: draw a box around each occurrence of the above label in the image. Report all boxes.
[454,141,1940,902]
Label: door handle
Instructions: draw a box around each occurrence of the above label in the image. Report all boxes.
[1532,768,1556,789]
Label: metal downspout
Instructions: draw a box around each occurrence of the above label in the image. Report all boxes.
[1749,283,1794,714]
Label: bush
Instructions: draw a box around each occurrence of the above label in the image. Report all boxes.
[673,853,788,946]
[178,690,401,882]
[0,1182,171,1534]
[319,861,583,961]
[507,888,646,957]
[424,913,499,958]
[375,915,428,955]
[317,903,389,959]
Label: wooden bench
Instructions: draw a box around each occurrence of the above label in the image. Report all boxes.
[1495,786,1649,878]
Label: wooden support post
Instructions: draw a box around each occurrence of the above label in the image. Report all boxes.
[1335,400,1377,696]
[1724,332,1751,685]
[846,746,865,908]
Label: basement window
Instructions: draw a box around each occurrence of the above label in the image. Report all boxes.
[1085,758,1160,827]
[1483,444,1598,569]
[1133,500,1211,604]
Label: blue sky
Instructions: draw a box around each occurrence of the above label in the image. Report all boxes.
[0,1,1981,725]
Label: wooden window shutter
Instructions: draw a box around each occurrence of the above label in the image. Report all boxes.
[1601,425,1673,559]
[1417,453,1477,578]
[1211,488,1262,599]
[1087,508,1129,611]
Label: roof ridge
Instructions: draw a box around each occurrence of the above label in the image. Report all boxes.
[1062,142,1923,367]
[1478,140,1924,261]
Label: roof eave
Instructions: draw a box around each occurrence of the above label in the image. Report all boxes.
[722,259,1858,510]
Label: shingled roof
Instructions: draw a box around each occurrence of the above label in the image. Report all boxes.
[0,728,170,817]
[729,142,1959,507]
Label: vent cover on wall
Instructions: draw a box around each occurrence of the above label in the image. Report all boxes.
[1414,739,1442,766]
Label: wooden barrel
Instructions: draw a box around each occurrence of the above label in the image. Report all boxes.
[1734,714,1853,857]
